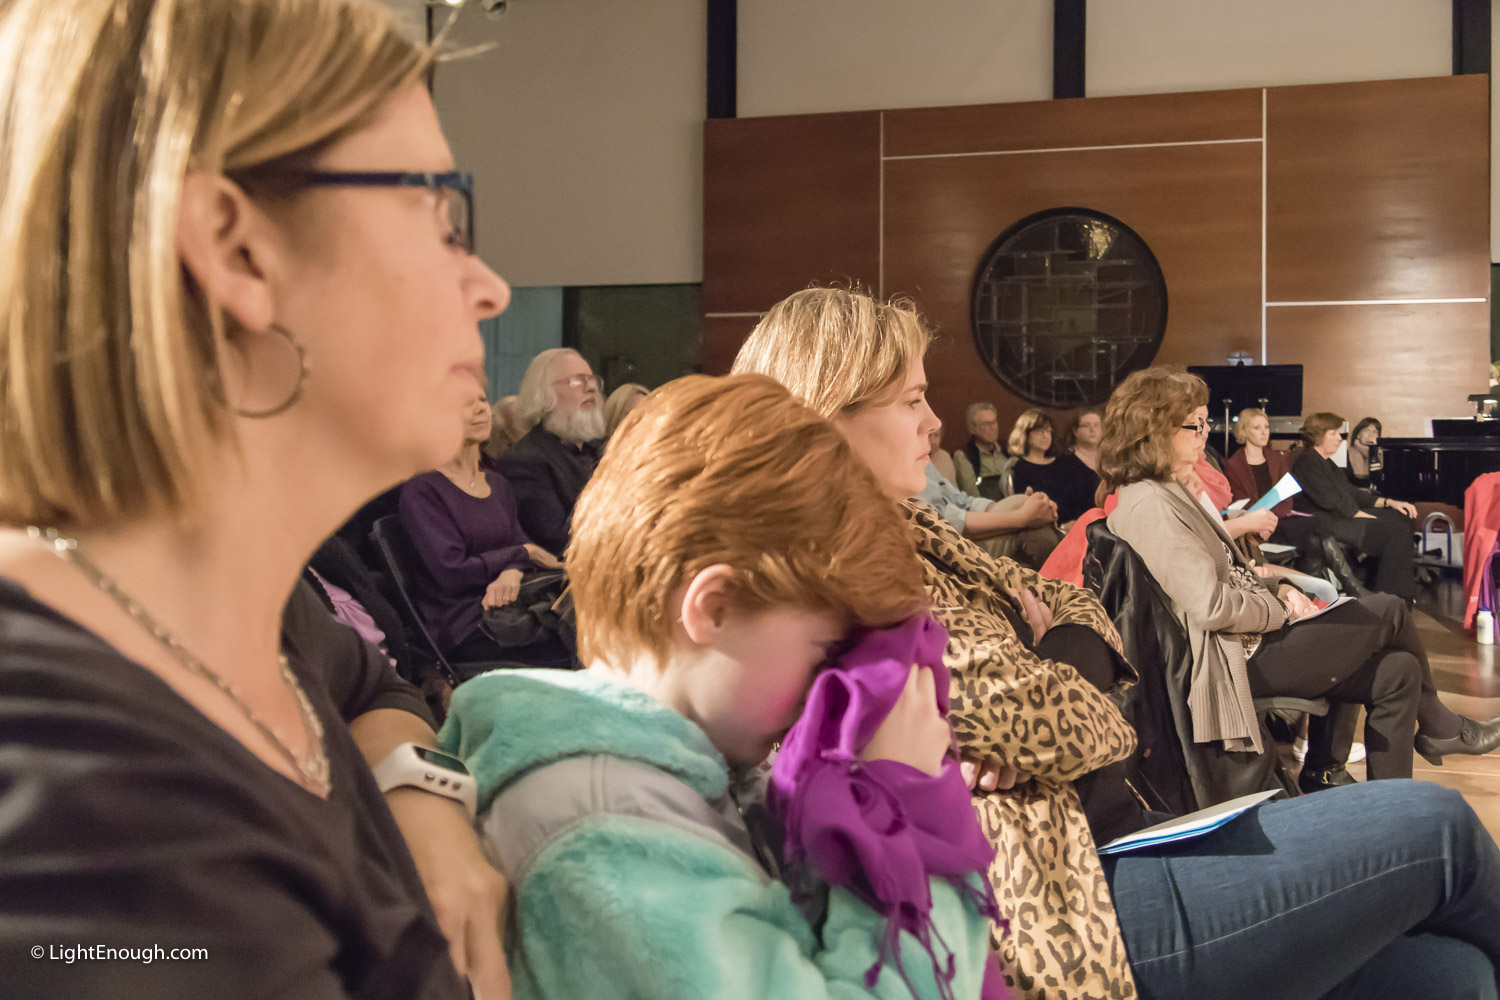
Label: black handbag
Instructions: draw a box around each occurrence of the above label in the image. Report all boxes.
[479,569,575,653]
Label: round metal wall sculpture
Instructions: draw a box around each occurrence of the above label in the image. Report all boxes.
[970,209,1167,408]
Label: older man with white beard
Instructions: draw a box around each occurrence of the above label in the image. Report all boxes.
[499,349,607,557]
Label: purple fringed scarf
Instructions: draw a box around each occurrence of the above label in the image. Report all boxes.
[767,615,1010,1000]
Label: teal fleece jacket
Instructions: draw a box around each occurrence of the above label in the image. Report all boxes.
[440,669,993,1000]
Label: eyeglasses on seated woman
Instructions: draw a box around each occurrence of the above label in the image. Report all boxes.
[0,0,514,995]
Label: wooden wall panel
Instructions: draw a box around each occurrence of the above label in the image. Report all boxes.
[700,316,759,375]
[885,88,1262,157]
[1266,303,1489,438]
[1267,75,1490,302]
[702,75,1492,451]
[702,112,880,314]
[884,142,1261,450]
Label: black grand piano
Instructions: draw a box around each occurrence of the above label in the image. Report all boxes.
[1381,408,1500,507]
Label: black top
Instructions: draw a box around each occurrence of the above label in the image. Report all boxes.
[1251,461,1273,502]
[0,578,458,999]
[1010,453,1100,523]
[1291,450,1376,520]
[496,425,602,557]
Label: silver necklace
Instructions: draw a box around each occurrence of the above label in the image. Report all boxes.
[28,526,332,796]
[442,461,480,490]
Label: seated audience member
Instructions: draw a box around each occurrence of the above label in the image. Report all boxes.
[1347,416,1384,490]
[1292,412,1420,599]
[919,453,1061,570]
[928,422,958,483]
[1067,407,1102,472]
[1222,408,1347,602]
[499,348,605,556]
[1224,408,1299,528]
[305,534,411,674]
[400,390,564,666]
[443,375,994,1000]
[601,381,648,438]
[1105,368,1499,788]
[1009,409,1099,525]
[0,0,511,995]
[733,287,1500,1000]
[483,393,525,461]
[953,402,1013,500]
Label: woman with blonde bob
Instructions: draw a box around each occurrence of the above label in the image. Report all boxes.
[0,0,514,995]
[601,381,649,438]
[736,290,1500,1000]
[442,374,994,999]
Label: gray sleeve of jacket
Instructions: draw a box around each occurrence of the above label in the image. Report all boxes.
[1110,488,1287,636]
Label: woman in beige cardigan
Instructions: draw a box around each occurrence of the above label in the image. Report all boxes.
[732,289,1500,1000]
[1103,367,1497,789]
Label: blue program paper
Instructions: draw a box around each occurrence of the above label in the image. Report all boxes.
[1097,789,1281,855]
[1246,473,1302,513]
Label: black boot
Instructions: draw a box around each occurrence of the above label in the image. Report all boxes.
[1414,716,1500,766]
[1297,764,1358,794]
[1320,536,1373,598]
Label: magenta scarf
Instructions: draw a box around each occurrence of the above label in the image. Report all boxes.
[767,615,1009,1000]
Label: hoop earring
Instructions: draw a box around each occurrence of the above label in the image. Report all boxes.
[232,323,308,420]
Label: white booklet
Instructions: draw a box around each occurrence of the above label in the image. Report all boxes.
[1097,789,1280,855]
[1288,595,1355,624]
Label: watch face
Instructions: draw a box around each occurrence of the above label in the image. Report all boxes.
[415,747,471,775]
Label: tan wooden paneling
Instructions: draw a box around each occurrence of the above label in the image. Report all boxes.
[703,112,880,313]
[884,88,1262,158]
[1265,303,1489,438]
[884,142,1261,451]
[1267,75,1490,302]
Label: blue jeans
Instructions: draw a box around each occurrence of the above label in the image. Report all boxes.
[1103,780,1500,1000]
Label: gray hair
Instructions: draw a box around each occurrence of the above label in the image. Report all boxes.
[515,348,583,433]
[965,402,997,431]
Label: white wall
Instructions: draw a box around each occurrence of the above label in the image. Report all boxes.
[737,1,1052,118]
[1087,0,1451,97]
[370,0,425,43]
[432,0,705,287]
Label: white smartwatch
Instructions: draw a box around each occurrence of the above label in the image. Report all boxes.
[372,743,478,819]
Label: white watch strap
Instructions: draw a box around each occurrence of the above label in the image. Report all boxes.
[372,742,478,818]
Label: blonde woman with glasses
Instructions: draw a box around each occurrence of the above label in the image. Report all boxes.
[0,0,513,995]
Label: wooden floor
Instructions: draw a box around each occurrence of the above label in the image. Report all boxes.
[1301,576,1500,842]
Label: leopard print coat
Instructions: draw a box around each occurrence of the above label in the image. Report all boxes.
[904,500,1140,1000]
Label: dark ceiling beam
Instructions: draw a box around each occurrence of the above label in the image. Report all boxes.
[1453,0,1490,75]
[708,0,737,118]
[1054,0,1086,100]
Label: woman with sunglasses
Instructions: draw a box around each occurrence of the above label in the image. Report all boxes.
[0,0,511,995]
[1291,412,1420,599]
[1105,371,1499,790]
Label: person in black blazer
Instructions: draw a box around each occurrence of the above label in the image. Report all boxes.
[1292,412,1419,599]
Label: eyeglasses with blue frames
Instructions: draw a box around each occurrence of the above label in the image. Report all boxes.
[276,171,475,255]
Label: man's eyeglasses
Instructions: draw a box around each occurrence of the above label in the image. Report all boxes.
[1180,419,1210,435]
[554,374,601,392]
[272,171,475,254]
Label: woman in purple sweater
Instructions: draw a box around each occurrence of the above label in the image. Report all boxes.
[400,390,563,663]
